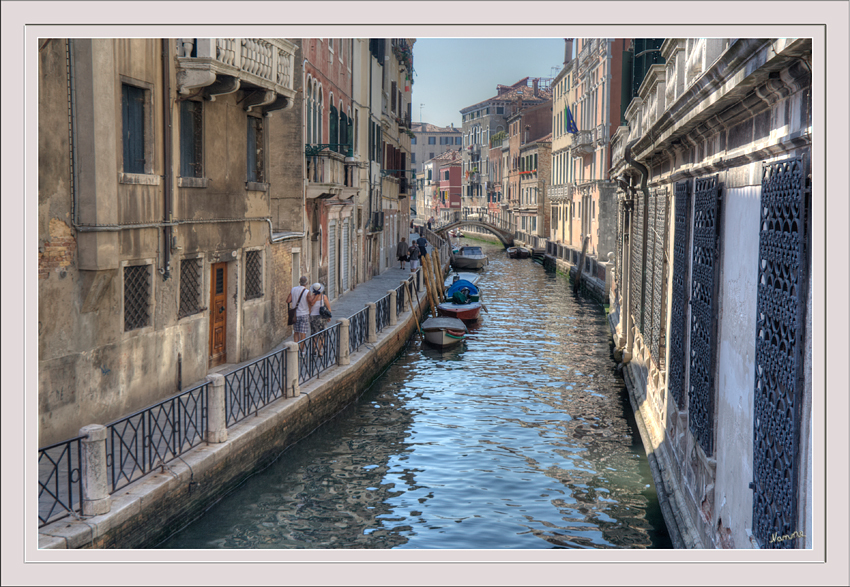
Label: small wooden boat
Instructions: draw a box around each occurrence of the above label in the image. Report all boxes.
[507,246,530,259]
[421,317,468,348]
[445,279,480,303]
[451,246,488,270]
[444,272,481,288]
[437,301,482,322]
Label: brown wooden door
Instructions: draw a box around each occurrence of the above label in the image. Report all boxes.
[209,262,227,367]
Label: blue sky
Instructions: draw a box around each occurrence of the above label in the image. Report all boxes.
[411,38,569,128]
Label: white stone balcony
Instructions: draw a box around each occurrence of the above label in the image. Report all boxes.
[306,150,360,200]
[176,38,297,113]
[569,130,594,156]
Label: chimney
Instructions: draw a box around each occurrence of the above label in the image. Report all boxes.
[532,78,539,96]
[564,38,574,64]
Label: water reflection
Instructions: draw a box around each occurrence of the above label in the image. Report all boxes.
[158,239,671,549]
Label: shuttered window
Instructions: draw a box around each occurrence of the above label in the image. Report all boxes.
[122,84,146,174]
[179,100,203,178]
[247,116,264,183]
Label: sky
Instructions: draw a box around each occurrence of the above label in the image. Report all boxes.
[410,38,569,129]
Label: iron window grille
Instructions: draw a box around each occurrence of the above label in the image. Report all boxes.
[244,250,263,300]
[124,264,151,331]
[178,258,203,318]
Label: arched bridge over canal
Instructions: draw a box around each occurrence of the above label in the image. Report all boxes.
[434,215,514,247]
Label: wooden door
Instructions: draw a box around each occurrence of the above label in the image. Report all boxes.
[209,262,227,367]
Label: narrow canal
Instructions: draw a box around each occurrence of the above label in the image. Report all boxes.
[158,238,671,549]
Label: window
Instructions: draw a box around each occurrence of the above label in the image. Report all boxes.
[122,83,147,174]
[411,153,416,163]
[411,135,416,144]
[428,136,436,145]
[247,116,265,183]
[244,250,263,300]
[179,258,203,318]
[179,100,203,178]
[124,264,151,331]
[429,152,434,160]
[497,106,504,114]
[455,136,462,145]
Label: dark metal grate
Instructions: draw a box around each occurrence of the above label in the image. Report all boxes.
[630,192,645,336]
[687,175,720,456]
[752,155,808,548]
[179,258,203,318]
[244,250,263,300]
[643,193,657,339]
[124,264,151,331]
[650,190,669,367]
[669,180,692,409]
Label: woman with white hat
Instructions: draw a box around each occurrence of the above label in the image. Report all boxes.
[307,283,332,340]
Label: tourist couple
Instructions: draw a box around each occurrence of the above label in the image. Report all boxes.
[287,277,332,344]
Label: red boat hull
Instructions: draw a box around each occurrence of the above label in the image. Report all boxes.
[437,302,481,322]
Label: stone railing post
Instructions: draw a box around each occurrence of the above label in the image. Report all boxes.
[339,319,351,366]
[367,302,377,343]
[284,341,300,397]
[79,424,110,516]
[388,290,398,326]
[401,280,411,312]
[206,374,228,443]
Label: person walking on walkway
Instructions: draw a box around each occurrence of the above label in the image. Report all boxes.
[408,240,421,272]
[396,237,409,270]
[416,234,429,259]
[427,217,432,231]
[286,276,310,345]
[307,283,333,349]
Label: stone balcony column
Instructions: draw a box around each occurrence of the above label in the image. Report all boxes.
[79,424,111,516]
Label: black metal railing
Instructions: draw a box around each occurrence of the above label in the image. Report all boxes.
[106,381,209,493]
[349,306,369,354]
[375,293,391,334]
[299,323,341,384]
[38,436,83,527]
[224,347,288,427]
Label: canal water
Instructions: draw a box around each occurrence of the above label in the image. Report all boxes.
[158,238,671,549]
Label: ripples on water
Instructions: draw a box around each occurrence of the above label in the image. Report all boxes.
[158,239,671,549]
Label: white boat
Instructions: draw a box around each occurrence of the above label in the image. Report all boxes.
[444,272,481,288]
[421,317,468,348]
[451,246,488,270]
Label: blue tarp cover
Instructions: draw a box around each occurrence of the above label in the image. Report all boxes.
[445,279,479,298]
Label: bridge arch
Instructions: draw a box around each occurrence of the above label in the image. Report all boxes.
[434,219,514,247]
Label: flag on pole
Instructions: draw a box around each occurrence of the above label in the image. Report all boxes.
[565,105,578,134]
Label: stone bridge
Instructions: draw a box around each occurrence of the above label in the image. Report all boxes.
[434,217,514,247]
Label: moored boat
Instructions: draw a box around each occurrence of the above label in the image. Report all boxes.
[507,246,531,259]
[436,301,482,322]
[451,246,488,270]
[444,272,481,288]
[421,317,468,348]
[445,279,480,303]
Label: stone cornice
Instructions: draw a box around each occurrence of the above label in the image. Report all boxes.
[660,38,685,62]
[631,38,811,162]
[637,64,667,102]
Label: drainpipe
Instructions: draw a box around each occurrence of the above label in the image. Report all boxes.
[161,39,174,281]
[67,40,81,228]
[614,175,633,360]
[623,139,650,362]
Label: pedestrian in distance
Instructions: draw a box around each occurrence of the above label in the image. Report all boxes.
[408,241,421,272]
[427,218,432,231]
[286,276,310,345]
[416,234,429,259]
[396,237,409,270]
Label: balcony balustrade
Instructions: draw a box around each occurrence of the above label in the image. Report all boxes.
[569,130,595,156]
[176,38,297,112]
[305,149,360,200]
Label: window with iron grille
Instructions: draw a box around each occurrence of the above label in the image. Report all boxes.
[247,116,264,183]
[179,100,203,178]
[178,258,203,318]
[124,264,151,331]
[244,250,263,300]
[122,84,147,174]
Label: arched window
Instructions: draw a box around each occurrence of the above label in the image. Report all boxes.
[329,92,337,151]
[318,87,324,144]
[306,79,313,145]
[339,100,346,153]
